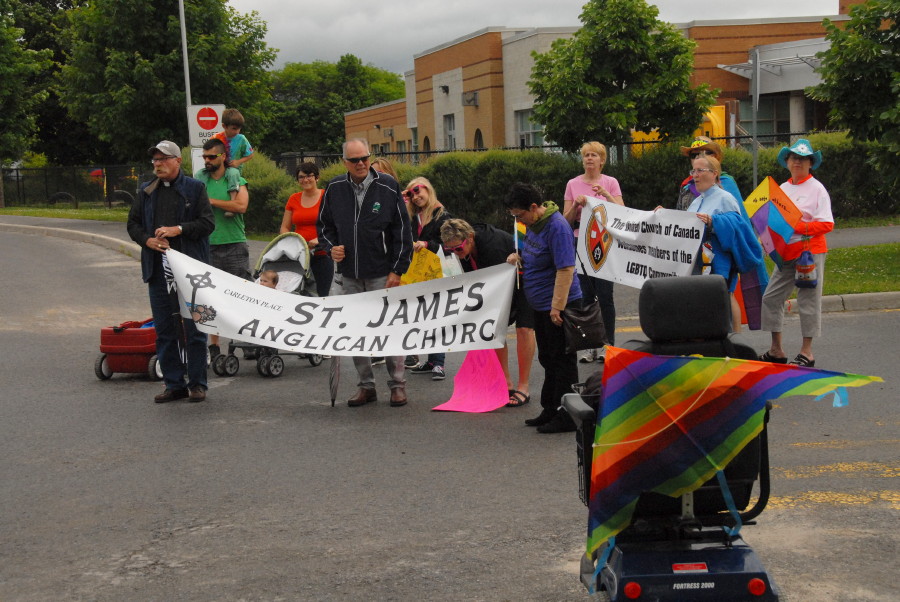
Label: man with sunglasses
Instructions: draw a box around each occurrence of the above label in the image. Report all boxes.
[318,138,413,408]
[194,137,251,359]
[127,140,214,403]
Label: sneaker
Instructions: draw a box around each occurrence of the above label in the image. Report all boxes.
[431,365,446,380]
[578,349,595,363]
[596,346,607,363]
[410,361,435,374]
[404,355,420,368]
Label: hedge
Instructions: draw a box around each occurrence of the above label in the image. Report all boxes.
[240,132,897,234]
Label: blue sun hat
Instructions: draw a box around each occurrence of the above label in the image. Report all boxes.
[777,138,822,170]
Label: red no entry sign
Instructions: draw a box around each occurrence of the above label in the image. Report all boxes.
[196,107,219,130]
[187,104,225,147]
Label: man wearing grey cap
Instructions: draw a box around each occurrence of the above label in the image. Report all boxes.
[127,141,215,403]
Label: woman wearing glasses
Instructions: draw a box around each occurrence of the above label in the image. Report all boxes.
[758,139,833,367]
[677,136,744,211]
[688,155,762,332]
[280,162,333,297]
[403,177,453,380]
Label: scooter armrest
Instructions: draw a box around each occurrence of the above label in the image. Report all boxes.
[562,393,595,427]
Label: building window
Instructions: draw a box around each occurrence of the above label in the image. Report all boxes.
[515,109,544,148]
[739,94,791,140]
[443,114,456,150]
[422,136,431,152]
[473,129,484,149]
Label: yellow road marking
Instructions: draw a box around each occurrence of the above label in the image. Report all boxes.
[773,461,899,480]
[789,439,900,450]
[768,490,899,510]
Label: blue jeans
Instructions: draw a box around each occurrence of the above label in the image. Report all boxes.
[148,267,208,391]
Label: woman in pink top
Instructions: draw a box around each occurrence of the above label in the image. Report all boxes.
[562,141,624,363]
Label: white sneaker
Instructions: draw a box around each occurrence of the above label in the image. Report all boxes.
[596,347,607,363]
[431,365,446,380]
[578,349,595,363]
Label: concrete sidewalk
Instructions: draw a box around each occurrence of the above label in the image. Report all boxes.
[2,215,898,316]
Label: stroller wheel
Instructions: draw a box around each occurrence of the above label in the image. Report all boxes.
[308,354,323,367]
[95,354,113,380]
[267,355,285,377]
[148,355,163,381]
[257,355,271,377]
[223,354,240,377]
[213,354,227,376]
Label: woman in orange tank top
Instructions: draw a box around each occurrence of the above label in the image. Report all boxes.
[279,162,333,296]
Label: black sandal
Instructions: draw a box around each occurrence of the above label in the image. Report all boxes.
[759,351,788,364]
[506,390,531,408]
[790,353,815,367]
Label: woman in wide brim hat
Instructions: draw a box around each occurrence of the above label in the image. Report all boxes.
[758,138,833,368]
[776,138,823,170]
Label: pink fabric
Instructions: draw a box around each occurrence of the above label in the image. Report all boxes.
[432,349,509,413]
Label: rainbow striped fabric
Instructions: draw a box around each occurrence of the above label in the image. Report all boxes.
[587,347,882,554]
[515,220,527,249]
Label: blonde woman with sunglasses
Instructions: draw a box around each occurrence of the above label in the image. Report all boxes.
[402,177,453,380]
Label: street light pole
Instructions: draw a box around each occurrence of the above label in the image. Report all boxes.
[178,0,192,106]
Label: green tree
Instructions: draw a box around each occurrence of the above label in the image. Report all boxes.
[810,0,900,185]
[528,0,718,152]
[58,0,276,162]
[11,0,110,165]
[260,54,405,156]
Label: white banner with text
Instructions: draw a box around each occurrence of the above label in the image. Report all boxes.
[165,249,515,357]
[577,199,705,289]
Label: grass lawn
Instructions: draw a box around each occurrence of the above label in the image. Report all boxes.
[2,207,897,295]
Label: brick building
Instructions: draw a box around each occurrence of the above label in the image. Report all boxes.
[346,2,866,154]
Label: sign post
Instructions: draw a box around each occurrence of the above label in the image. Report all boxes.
[186,104,225,174]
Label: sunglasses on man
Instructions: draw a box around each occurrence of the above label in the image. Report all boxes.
[402,185,424,199]
[345,155,371,164]
[201,152,224,160]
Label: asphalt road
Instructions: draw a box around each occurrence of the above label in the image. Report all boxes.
[1,230,897,601]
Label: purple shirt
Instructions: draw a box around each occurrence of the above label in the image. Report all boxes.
[520,211,582,311]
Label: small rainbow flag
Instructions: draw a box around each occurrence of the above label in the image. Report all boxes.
[515,220,527,249]
[587,347,883,554]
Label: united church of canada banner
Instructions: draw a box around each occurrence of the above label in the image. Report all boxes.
[576,198,706,289]
[164,250,515,357]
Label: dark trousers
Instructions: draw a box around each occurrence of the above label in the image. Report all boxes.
[310,254,335,298]
[578,273,615,345]
[533,305,580,411]
[148,268,208,391]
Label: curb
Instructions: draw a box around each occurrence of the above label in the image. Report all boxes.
[3,222,899,315]
[1,223,142,260]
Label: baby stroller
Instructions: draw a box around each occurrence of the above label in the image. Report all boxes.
[212,232,324,378]
[562,276,780,601]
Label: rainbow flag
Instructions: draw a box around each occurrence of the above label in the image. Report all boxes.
[587,347,882,554]
[514,220,527,249]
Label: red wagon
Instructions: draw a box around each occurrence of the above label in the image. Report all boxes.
[94,318,162,380]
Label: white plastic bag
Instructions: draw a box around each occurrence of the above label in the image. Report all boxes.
[439,248,464,277]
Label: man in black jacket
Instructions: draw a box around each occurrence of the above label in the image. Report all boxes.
[127,141,215,403]
[317,139,413,407]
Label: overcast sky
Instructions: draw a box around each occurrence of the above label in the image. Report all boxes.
[226,0,839,74]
